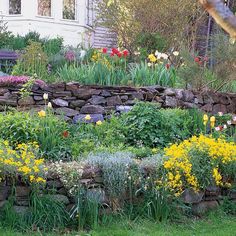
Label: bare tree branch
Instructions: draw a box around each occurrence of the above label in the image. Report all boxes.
[199,0,236,39]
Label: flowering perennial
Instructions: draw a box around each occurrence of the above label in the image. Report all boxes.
[163,135,236,195]
[0,141,46,184]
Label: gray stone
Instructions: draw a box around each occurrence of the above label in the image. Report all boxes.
[73,114,104,124]
[53,91,72,98]
[66,82,80,91]
[175,89,184,100]
[116,105,132,113]
[183,90,194,102]
[0,88,9,95]
[80,105,105,114]
[205,186,220,196]
[125,100,136,105]
[70,100,87,108]
[195,95,204,104]
[0,200,7,208]
[18,96,35,106]
[212,104,227,114]
[106,96,122,106]
[201,104,213,112]
[13,206,29,215]
[55,107,79,117]
[88,95,106,105]
[181,189,204,204]
[52,98,69,107]
[48,194,70,205]
[47,180,64,189]
[183,102,198,109]
[33,95,43,101]
[47,82,66,92]
[15,186,30,197]
[73,88,100,99]
[219,95,230,105]
[120,95,129,101]
[164,88,176,96]
[130,92,144,100]
[192,201,219,216]
[100,90,112,97]
[0,186,10,201]
[165,96,178,107]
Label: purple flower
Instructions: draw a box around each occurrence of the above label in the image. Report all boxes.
[0,76,46,86]
[65,50,75,62]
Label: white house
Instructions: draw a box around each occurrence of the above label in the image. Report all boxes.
[0,0,116,48]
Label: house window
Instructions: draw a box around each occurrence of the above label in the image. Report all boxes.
[38,0,51,17]
[63,0,76,20]
[9,0,21,15]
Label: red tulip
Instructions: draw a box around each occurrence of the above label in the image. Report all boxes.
[123,50,129,57]
[117,52,122,58]
[112,48,119,54]
[165,63,171,70]
[110,52,115,57]
[102,48,107,54]
[62,131,69,138]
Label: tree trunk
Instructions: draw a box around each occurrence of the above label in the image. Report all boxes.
[199,0,236,39]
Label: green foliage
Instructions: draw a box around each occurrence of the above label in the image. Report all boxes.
[26,192,69,231]
[0,111,71,160]
[0,192,69,232]
[42,37,63,56]
[12,41,48,79]
[135,32,167,60]
[86,152,136,198]
[0,20,13,49]
[71,187,109,230]
[122,102,203,148]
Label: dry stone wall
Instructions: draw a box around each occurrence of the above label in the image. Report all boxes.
[0,166,235,216]
[0,82,235,121]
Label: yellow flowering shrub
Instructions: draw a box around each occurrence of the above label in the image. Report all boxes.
[163,135,236,195]
[0,141,46,184]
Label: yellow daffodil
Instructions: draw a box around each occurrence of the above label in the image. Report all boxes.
[96,120,102,126]
[85,114,91,121]
[203,114,209,126]
[210,116,216,128]
[38,110,46,117]
[148,54,157,63]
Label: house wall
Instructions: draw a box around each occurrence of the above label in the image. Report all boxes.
[0,0,94,47]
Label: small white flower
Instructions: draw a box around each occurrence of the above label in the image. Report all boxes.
[80,50,86,59]
[227,120,232,125]
[233,116,236,121]
[47,102,52,108]
[215,127,220,131]
[161,53,168,60]
[147,62,152,67]
[223,125,227,129]
[218,112,223,116]
[43,93,48,100]
[173,51,179,56]
[155,50,162,59]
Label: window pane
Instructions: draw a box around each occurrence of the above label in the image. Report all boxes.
[38,0,51,16]
[9,0,21,14]
[63,0,75,20]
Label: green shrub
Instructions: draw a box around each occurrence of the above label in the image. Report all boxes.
[0,20,13,49]
[43,37,63,56]
[122,102,204,148]
[12,41,48,79]
[0,111,71,160]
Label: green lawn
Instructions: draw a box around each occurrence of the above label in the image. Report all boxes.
[0,213,236,236]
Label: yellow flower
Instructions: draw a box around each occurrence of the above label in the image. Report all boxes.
[148,54,157,63]
[35,177,46,183]
[29,175,35,182]
[203,114,209,126]
[210,116,216,128]
[85,114,91,121]
[38,110,46,117]
[96,120,102,126]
